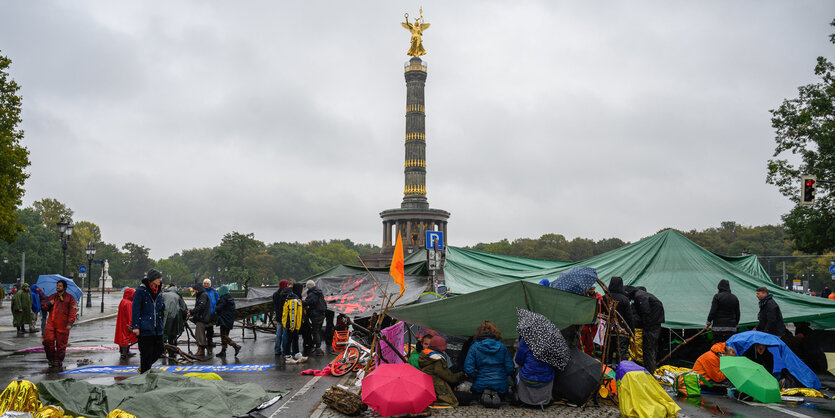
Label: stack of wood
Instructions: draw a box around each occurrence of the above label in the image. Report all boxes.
[322,386,367,416]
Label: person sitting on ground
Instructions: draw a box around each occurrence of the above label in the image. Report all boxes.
[420,336,472,408]
[464,321,515,398]
[409,334,434,369]
[743,343,774,375]
[514,336,554,407]
[693,342,735,386]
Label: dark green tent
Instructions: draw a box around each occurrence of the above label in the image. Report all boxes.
[388,281,597,339]
[441,230,835,329]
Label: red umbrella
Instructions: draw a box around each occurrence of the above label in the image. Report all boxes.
[361,363,436,416]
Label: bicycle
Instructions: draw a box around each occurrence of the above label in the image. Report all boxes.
[330,333,376,377]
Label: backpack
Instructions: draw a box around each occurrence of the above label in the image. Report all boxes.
[283,298,303,331]
[674,372,701,397]
[480,388,501,409]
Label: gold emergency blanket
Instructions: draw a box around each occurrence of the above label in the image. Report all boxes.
[0,380,42,413]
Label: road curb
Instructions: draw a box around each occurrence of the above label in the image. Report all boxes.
[76,312,117,325]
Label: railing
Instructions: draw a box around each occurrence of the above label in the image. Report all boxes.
[404,62,428,73]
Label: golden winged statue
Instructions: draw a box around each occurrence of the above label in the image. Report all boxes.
[402,8,430,57]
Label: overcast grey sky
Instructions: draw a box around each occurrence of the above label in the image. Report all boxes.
[2,2,832,258]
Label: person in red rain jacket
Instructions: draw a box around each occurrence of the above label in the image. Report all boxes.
[42,279,77,370]
[115,288,138,359]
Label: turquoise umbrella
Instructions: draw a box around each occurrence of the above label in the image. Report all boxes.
[720,356,781,403]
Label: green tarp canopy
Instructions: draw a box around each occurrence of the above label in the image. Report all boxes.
[37,370,283,418]
[442,229,835,329]
[388,280,597,339]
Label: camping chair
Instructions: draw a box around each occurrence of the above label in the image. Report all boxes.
[332,330,349,353]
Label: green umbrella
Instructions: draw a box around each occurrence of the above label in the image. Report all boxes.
[720,356,781,403]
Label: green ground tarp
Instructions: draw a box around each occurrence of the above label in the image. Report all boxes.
[442,230,835,329]
[388,281,597,339]
[37,370,283,417]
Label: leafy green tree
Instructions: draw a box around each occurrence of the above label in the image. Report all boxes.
[0,209,60,283]
[213,232,264,285]
[154,258,191,286]
[766,19,835,253]
[0,52,31,243]
[32,198,74,232]
[122,242,151,282]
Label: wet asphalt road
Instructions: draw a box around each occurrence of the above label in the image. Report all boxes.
[3,294,835,417]
[0,293,339,418]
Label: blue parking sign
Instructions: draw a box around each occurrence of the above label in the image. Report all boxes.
[79,265,87,274]
[426,231,444,250]
[829,264,835,275]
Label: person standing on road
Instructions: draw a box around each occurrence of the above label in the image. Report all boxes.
[188,282,211,358]
[303,280,327,356]
[28,284,42,334]
[215,286,241,357]
[131,269,165,373]
[12,283,32,337]
[755,287,785,337]
[115,287,137,359]
[42,279,77,370]
[282,283,304,361]
[161,286,188,358]
[0,285,5,308]
[606,277,635,363]
[705,279,740,342]
[628,286,665,375]
[272,280,291,356]
[203,279,219,351]
[821,286,831,299]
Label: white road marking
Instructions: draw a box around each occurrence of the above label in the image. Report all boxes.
[271,374,322,418]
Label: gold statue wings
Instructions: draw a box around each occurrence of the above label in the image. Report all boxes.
[402,10,430,57]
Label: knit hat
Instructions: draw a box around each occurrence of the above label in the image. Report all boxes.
[147,269,162,280]
[279,279,289,289]
[428,336,447,351]
[306,280,316,289]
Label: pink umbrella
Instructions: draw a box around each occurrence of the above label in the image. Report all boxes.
[361,363,436,416]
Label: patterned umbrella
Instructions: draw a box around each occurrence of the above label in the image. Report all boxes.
[549,267,597,295]
[516,308,570,370]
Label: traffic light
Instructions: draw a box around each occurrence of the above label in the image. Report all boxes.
[801,175,816,205]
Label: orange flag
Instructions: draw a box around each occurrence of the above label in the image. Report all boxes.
[390,232,406,294]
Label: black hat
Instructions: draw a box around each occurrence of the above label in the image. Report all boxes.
[147,269,162,280]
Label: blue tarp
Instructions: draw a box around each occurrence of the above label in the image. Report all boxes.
[36,275,83,303]
[726,331,821,389]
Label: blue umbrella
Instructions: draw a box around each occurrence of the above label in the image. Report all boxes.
[36,275,83,303]
[550,267,597,295]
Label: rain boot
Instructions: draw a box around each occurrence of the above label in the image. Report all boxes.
[16,326,23,337]
[119,347,128,359]
[233,344,241,357]
[216,349,226,358]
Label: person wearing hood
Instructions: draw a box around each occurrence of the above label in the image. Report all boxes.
[693,342,735,385]
[161,286,188,358]
[215,286,241,357]
[272,280,291,356]
[203,278,219,350]
[706,279,740,342]
[131,269,165,373]
[303,280,327,356]
[464,321,515,397]
[420,336,471,407]
[42,279,77,370]
[29,284,44,334]
[282,282,305,360]
[755,287,785,337]
[188,282,212,358]
[607,277,635,363]
[115,287,137,359]
[627,286,665,375]
[12,283,32,337]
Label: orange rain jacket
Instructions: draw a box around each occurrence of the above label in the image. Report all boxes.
[693,342,727,382]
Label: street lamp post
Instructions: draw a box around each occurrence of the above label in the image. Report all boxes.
[85,242,96,309]
[56,219,73,277]
[1,256,7,281]
[100,260,106,313]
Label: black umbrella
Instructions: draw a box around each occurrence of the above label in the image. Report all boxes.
[552,345,602,405]
[516,308,570,371]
